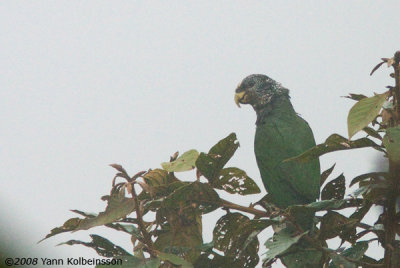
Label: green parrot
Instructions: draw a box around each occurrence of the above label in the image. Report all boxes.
[234,74,322,267]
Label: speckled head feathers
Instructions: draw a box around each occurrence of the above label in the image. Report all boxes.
[235,74,289,111]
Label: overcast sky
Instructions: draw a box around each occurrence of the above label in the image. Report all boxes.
[1,1,400,267]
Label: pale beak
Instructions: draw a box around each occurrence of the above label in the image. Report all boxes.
[234,91,246,108]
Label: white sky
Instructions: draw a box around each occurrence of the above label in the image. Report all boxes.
[1,1,400,267]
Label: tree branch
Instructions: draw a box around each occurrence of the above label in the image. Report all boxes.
[130,181,155,257]
[220,198,268,218]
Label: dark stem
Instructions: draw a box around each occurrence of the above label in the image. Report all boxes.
[383,50,400,268]
[220,198,268,218]
[130,181,155,257]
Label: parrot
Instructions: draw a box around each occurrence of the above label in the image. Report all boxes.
[234,74,322,267]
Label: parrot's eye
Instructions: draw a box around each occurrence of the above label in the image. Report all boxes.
[246,80,255,88]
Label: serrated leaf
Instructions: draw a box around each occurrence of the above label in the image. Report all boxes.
[320,163,336,186]
[321,173,345,200]
[58,234,131,257]
[161,149,199,172]
[213,167,260,195]
[347,92,388,139]
[383,126,400,163]
[264,228,307,263]
[286,134,383,163]
[195,133,239,182]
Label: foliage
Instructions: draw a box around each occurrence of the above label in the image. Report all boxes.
[42,52,400,267]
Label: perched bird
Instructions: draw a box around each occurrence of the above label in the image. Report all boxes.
[235,74,322,267]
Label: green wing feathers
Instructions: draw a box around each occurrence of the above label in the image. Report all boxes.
[255,113,320,209]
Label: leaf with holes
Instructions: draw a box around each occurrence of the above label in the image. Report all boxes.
[195,133,239,182]
[213,167,260,195]
[213,213,274,267]
[321,173,345,200]
[347,92,388,139]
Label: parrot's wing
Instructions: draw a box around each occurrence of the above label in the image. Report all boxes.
[255,115,320,208]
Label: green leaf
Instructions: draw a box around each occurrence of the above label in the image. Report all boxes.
[363,126,382,140]
[264,228,307,263]
[320,211,358,243]
[142,169,170,187]
[97,256,161,268]
[194,252,237,268]
[195,133,239,182]
[161,149,199,172]
[347,92,388,139]
[58,234,131,257]
[286,134,383,163]
[288,199,363,214]
[213,213,272,267]
[163,181,221,213]
[39,217,81,242]
[77,187,135,231]
[213,167,260,195]
[329,253,355,268]
[321,173,345,200]
[320,163,336,186]
[349,172,387,187]
[154,206,202,263]
[70,209,97,218]
[157,252,194,268]
[341,241,368,260]
[343,93,367,101]
[383,126,400,163]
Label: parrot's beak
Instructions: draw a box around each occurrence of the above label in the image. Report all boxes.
[234,91,246,108]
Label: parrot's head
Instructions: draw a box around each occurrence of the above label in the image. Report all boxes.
[234,74,289,111]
